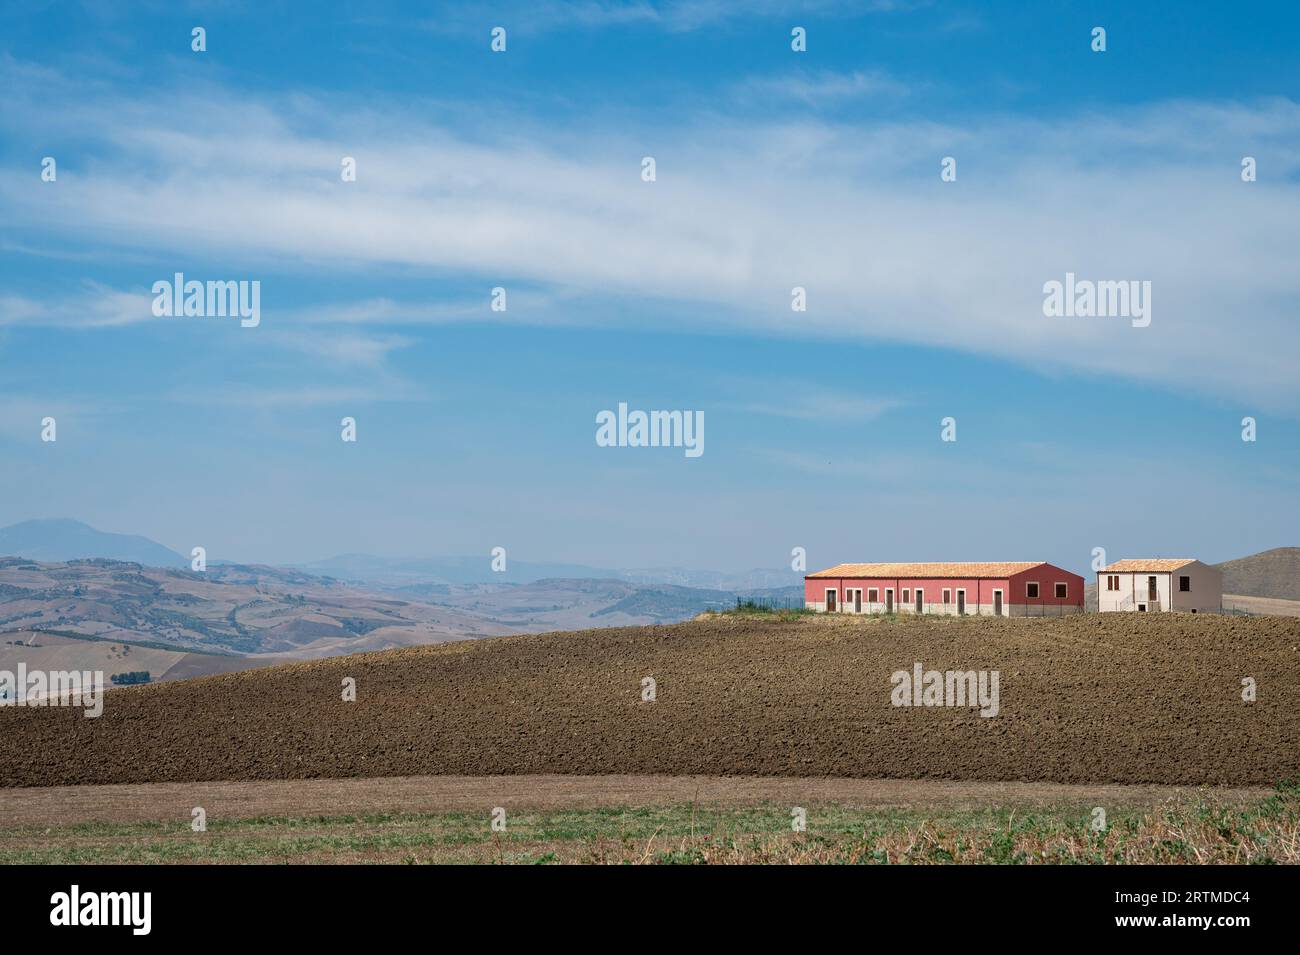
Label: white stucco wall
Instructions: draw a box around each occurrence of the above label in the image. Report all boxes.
[1168,561,1223,611]
[1098,562,1222,612]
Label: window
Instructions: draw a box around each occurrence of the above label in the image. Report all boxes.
[1055,582,1068,599]
[1026,582,1040,599]
[868,588,878,602]
[1107,575,1119,591]
[942,588,951,604]
[902,589,911,602]
[1179,575,1190,592]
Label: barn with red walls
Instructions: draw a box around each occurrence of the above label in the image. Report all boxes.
[805,562,1084,616]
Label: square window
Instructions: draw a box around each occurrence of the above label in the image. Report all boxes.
[942,589,951,603]
[1026,582,1040,599]
[902,589,910,602]
[1055,582,1067,599]
[1179,576,1190,592]
[868,588,878,602]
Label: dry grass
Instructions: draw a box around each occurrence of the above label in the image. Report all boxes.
[4,780,1295,865]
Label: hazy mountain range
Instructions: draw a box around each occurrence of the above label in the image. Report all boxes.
[0,520,805,678]
[0,519,801,590]
[3,520,1296,598]
[1,519,1295,686]
[0,519,188,568]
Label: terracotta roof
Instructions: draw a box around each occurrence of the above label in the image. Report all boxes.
[806,562,1048,579]
[1101,558,1198,573]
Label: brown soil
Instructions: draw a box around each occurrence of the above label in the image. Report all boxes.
[2,613,1297,787]
[0,775,1267,828]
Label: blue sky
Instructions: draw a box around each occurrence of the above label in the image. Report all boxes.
[1,1,1298,575]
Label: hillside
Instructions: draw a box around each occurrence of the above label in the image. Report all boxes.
[3,612,1296,788]
[1217,547,1300,600]
[0,557,505,657]
[0,518,185,567]
[0,559,804,664]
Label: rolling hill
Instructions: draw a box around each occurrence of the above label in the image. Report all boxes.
[0,518,185,567]
[1216,547,1300,600]
[3,612,1296,788]
[0,557,803,671]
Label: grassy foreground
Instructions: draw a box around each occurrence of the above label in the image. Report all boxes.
[3,781,1297,864]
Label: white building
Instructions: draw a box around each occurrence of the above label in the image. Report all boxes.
[1097,559,1222,613]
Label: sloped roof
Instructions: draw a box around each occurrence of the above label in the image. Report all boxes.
[1102,558,1199,573]
[807,562,1047,579]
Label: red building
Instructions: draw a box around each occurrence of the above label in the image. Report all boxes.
[805,562,1085,616]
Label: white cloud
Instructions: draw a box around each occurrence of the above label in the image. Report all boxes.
[268,331,414,370]
[730,391,903,421]
[3,68,1299,409]
[0,284,156,328]
[416,0,913,36]
[733,69,910,105]
[166,383,426,409]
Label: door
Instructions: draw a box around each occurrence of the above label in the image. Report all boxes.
[957,590,966,615]
[915,589,923,613]
[853,589,862,613]
[993,590,1003,616]
[885,589,894,613]
[826,589,836,612]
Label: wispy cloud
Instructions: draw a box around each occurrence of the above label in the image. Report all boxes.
[268,331,414,370]
[416,0,914,36]
[165,382,427,409]
[0,284,156,328]
[730,390,903,421]
[733,69,910,106]
[3,62,1299,410]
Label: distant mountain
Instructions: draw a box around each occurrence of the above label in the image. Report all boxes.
[300,554,802,589]
[0,556,499,657]
[297,554,622,586]
[617,567,804,590]
[1216,548,1300,600]
[0,519,186,567]
[0,558,805,665]
[592,582,803,620]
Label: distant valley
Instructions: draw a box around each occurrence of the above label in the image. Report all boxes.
[0,551,802,684]
[2,519,1293,685]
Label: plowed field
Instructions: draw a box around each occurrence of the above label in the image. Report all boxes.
[2,613,1297,787]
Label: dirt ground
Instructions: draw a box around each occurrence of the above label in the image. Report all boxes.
[2,612,1297,788]
[0,774,1266,827]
